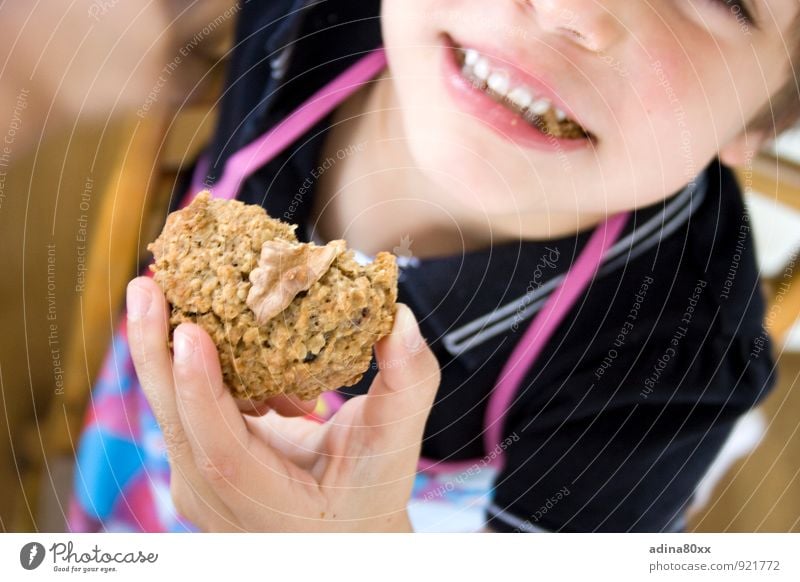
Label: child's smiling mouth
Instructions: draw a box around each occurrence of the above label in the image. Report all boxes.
[454,45,589,140]
[440,34,596,149]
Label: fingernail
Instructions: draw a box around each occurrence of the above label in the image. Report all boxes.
[127,280,152,321]
[398,305,423,352]
[173,328,196,363]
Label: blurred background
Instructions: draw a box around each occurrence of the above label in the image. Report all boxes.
[0,0,799,532]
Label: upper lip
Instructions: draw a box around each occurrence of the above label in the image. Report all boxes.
[445,34,594,137]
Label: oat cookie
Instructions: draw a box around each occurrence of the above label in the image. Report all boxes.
[148,191,398,401]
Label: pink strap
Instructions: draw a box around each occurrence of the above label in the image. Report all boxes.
[206,48,388,202]
[416,213,629,476]
[481,211,630,471]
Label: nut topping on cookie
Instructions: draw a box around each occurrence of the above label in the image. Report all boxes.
[247,239,346,324]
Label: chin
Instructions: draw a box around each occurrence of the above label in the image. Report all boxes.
[418,148,530,217]
[411,116,554,211]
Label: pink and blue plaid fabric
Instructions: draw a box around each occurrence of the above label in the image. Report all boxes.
[69,320,195,532]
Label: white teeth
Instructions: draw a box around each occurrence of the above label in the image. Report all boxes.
[473,58,490,81]
[507,87,533,110]
[529,98,551,116]
[487,72,510,96]
[458,46,583,133]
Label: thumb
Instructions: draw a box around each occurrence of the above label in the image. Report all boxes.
[364,303,441,447]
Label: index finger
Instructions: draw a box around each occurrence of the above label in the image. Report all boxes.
[126,276,193,465]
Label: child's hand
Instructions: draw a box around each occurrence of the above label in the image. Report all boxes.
[126,277,440,532]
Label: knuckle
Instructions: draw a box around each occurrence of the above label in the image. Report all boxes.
[161,424,190,461]
[128,320,162,361]
[414,348,441,394]
[195,452,239,486]
[173,379,207,411]
[426,351,442,385]
[174,367,219,407]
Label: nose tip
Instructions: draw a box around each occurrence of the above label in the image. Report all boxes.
[521,0,623,53]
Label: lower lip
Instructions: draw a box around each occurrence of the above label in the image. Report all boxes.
[440,39,592,152]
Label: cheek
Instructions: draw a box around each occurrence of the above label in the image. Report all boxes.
[598,44,727,202]
[623,30,750,152]
[625,50,713,154]
[380,0,440,46]
[380,0,442,103]
[381,1,458,150]
[632,48,694,122]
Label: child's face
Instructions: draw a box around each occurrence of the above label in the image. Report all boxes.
[380,0,797,218]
